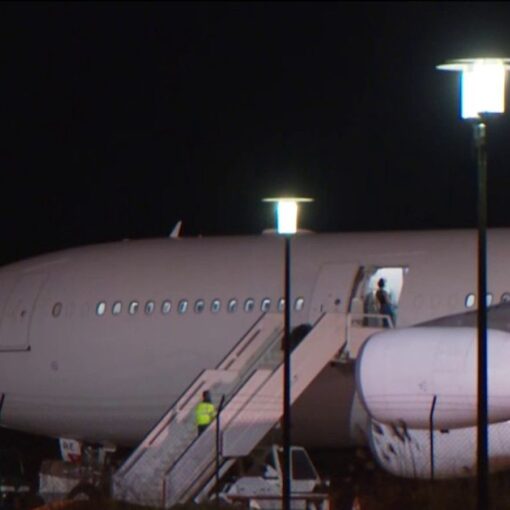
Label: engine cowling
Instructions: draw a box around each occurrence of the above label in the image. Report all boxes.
[356,327,510,429]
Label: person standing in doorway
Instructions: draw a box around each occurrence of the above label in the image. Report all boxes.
[194,390,216,436]
[376,278,395,328]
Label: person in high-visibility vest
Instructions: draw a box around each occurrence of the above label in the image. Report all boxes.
[194,390,216,435]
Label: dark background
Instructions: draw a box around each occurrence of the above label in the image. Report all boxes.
[2,1,510,264]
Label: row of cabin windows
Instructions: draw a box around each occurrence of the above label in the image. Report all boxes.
[50,291,510,318]
[95,297,306,317]
[465,292,510,308]
[51,297,306,318]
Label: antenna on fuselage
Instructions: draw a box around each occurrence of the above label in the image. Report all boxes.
[170,221,182,238]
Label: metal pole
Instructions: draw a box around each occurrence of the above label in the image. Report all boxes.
[429,395,437,481]
[282,234,291,510]
[215,395,225,507]
[474,120,489,510]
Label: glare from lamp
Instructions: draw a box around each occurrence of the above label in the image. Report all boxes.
[437,58,510,119]
[262,197,313,235]
[277,201,298,235]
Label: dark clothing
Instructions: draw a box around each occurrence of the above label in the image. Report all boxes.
[376,288,389,306]
[376,288,394,328]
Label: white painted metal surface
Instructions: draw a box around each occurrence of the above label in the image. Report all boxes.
[357,327,510,429]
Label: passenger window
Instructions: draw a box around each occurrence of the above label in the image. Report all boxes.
[211,299,221,313]
[244,298,255,312]
[501,292,510,303]
[178,299,188,314]
[465,294,476,308]
[277,298,285,312]
[161,300,172,315]
[112,301,122,315]
[194,299,205,313]
[128,301,139,315]
[294,297,305,311]
[96,301,106,316]
[227,299,238,313]
[486,293,493,306]
[145,300,155,315]
[52,302,62,318]
[261,298,271,312]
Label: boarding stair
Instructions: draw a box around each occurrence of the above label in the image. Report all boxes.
[113,312,344,508]
[112,312,284,506]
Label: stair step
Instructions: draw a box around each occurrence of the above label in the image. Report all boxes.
[113,313,344,509]
[112,313,285,506]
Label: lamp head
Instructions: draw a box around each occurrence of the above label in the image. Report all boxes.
[262,197,313,235]
[437,58,510,119]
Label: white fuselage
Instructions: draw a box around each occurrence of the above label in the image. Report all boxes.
[0,230,507,449]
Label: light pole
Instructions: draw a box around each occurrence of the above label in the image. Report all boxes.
[438,58,510,510]
[262,196,312,510]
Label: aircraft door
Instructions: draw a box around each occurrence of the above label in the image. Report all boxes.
[0,273,47,352]
[309,263,359,323]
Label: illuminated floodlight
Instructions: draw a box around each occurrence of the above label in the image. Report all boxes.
[437,58,510,119]
[261,195,313,510]
[438,56,510,510]
[262,197,313,234]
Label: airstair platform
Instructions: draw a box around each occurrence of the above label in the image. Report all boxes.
[112,312,344,508]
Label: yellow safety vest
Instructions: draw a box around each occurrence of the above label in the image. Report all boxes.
[195,401,216,426]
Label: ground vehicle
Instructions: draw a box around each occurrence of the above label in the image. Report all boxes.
[38,444,115,503]
[0,449,31,510]
[218,445,330,509]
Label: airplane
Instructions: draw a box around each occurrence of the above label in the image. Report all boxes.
[1,228,510,482]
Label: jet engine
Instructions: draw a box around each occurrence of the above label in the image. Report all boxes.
[356,327,510,478]
[356,327,510,429]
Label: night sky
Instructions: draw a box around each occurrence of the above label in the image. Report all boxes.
[2,2,510,264]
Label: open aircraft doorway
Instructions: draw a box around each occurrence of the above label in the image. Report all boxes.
[344,266,408,359]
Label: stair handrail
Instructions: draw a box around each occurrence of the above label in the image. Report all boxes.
[115,312,281,479]
[159,326,285,485]
[162,313,330,505]
[161,370,271,507]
